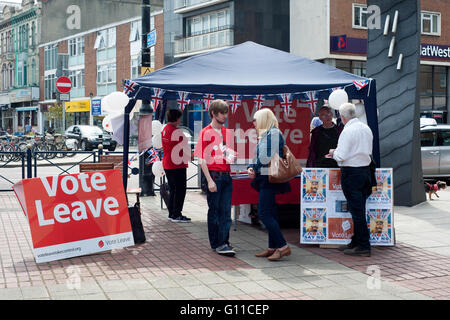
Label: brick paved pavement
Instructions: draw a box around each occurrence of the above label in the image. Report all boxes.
[0,188,448,300]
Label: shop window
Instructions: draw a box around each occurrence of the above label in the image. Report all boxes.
[420,65,448,114]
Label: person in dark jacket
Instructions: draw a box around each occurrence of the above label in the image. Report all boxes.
[307,106,343,168]
[247,108,291,261]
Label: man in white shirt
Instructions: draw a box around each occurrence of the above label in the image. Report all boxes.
[327,103,373,257]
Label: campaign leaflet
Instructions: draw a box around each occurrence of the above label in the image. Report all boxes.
[302,169,327,203]
[367,169,393,205]
[366,208,394,245]
[301,208,327,243]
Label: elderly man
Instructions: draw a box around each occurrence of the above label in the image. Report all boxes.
[327,103,373,257]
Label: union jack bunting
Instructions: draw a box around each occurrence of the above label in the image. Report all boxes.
[253,94,265,111]
[203,94,215,111]
[177,91,191,112]
[279,93,293,116]
[300,91,319,114]
[123,80,137,97]
[227,94,241,114]
[152,88,166,109]
[352,80,369,90]
[145,147,160,165]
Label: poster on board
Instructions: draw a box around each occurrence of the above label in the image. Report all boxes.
[300,168,394,246]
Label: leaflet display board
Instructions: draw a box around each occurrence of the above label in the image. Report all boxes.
[300,168,394,246]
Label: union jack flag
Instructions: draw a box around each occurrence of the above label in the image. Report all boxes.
[279,93,293,116]
[152,88,166,109]
[123,80,137,97]
[352,80,369,90]
[203,94,215,111]
[145,147,160,165]
[227,94,241,114]
[253,94,265,111]
[177,91,190,112]
[300,91,319,114]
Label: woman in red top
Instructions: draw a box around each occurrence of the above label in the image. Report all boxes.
[161,109,191,223]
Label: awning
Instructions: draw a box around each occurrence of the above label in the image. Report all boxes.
[15,106,38,112]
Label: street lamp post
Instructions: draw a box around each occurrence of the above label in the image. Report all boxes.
[139,0,155,196]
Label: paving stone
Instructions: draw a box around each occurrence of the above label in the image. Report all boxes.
[209,283,245,297]
[158,287,194,300]
[21,286,49,299]
[184,285,221,299]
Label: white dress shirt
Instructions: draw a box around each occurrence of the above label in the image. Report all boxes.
[333,118,373,167]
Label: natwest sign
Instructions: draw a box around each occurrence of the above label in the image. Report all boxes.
[13,170,134,263]
[421,44,450,60]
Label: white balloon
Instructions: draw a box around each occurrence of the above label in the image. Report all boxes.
[152,120,163,136]
[152,134,162,149]
[102,115,114,132]
[102,92,130,112]
[151,161,165,179]
[355,103,366,118]
[329,89,348,110]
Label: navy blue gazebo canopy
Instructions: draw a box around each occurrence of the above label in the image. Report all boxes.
[122,41,379,187]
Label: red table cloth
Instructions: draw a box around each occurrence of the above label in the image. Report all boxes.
[231,176,301,205]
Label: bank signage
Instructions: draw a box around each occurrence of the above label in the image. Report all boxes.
[330,36,450,61]
[420,44,450,60]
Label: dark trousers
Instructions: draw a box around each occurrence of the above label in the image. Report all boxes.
[340,166,372,250]
[258,186,287,249]
[206,172,232,250]
[165,168,187,219]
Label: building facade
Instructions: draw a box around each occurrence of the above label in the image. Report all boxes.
[291,0,450,123]
[0,0,40,134]
[38,0,164,133]
[163,0,289,137]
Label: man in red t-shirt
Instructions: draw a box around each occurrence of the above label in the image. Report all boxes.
[162,109,191,223]
[194,100,236,257]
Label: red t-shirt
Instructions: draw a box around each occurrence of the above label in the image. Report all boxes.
[194,124,232,172]
[161,123,189,170]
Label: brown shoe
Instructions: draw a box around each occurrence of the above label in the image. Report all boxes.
[255,249,276,258]
[267,246,291,261]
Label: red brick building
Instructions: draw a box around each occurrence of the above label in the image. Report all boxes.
[38,11,164,132]
[291,0,450,122]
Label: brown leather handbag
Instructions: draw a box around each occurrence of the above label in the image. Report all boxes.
[268,145,303,183]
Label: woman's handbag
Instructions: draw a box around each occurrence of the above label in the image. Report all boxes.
[268,145,303,183]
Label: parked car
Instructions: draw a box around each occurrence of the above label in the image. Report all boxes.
[64,125,117,151]
[421,122,450,179]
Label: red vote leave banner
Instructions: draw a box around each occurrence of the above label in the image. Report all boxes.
[13,169,134,263]
[228,99,311,160]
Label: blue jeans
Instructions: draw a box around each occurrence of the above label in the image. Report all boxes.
[258,183,287,249]
[340,166,372,251]
[206,173,233,250]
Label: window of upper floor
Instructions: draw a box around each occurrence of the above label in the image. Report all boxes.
[421,11,441,36]
[185,8,231,37]
[69,36,85,57]
[94,27,116,50]
[44,44,58,71]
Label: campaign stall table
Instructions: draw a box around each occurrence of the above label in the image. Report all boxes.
[231,174,301,230]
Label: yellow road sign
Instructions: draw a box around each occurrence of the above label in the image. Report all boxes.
[141,67,154,76]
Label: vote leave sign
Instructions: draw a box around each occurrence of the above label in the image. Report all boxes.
[13,169,134,263]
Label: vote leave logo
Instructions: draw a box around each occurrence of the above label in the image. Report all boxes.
[13,169,134,263]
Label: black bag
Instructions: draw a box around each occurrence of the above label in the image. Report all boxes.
[160,182,170,208]
[128,204,146,244]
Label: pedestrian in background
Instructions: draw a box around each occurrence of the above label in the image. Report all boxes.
[161,109,191,223]
[248,108,291,261]
[327,103,373,257]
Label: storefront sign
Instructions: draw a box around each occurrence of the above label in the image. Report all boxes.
[300,168,394,246]
[65,100,91,113]
[13,169,134,263]
[91,99,102,116]
[421,44,450,60]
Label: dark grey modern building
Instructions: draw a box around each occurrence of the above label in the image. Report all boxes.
[164,0,290,65]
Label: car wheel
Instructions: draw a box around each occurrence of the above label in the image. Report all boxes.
[108,146,116,151]
[81,140,87,151]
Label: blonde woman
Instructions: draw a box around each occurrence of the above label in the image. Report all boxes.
[247,108,291,261]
